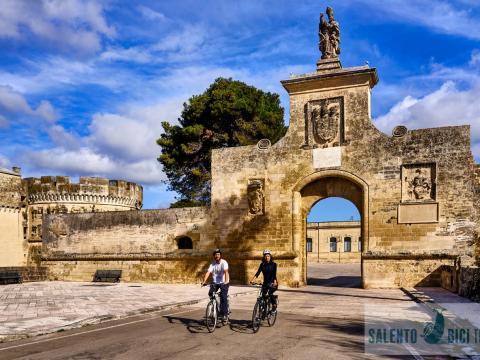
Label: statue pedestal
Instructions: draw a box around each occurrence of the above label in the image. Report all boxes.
[316,58,342,73]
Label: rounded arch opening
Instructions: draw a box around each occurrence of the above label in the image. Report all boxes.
[292,170,368,287]
[177,236,193,250]
[306,197,362,287]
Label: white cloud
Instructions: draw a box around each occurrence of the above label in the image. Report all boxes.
[26,147,165,185]
[0,0,114,55]
[137,6,167,22]
[22,94,187,185]
[99,46,153,64]
[0,154,10,168]
[47,125,81,150]
[349,0,480,40]
[469,49,480,66]
[374,81,480,160]
[0,85,57,122]
[153,25,206,53]
[0,56,130,94]
[88,113,161,162]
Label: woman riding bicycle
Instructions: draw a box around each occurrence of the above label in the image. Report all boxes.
[250,249,278,312]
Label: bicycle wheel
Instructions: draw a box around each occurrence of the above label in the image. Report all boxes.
[205,301,217,333]
[267,302,277,326]
[251,301,261,333]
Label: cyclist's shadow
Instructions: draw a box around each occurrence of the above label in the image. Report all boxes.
[164,315,255,334]
[164,315,211,334]
[229,318,255,334]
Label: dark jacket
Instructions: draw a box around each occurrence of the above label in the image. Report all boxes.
[255,261,277,285]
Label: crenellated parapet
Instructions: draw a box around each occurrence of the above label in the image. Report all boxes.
[23,176,143,209]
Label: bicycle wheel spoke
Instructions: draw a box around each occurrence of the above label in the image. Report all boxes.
[251,301,261,333]
[205,302,217,333]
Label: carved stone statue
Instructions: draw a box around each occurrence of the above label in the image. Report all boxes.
[312,102,340,144]
[319,6,340,59]
[247,180,264,215]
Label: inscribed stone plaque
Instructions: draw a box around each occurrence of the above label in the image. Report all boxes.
[397,203,438,224]
[313,147,341,168]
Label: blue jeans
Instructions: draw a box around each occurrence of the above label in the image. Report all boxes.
[209,283,229,316]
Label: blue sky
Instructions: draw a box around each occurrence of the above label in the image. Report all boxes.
[0,1,479,220]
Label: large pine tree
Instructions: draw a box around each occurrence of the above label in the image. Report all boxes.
[157,77,286,207]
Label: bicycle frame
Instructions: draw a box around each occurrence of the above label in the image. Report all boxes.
[204,284,230,333]
[251,282,278,332]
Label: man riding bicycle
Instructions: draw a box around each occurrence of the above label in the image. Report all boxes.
[202,248,230,321]
[250,249,278,312]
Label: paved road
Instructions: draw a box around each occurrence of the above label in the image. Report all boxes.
[0,264,420,359]
[0,281,253,341]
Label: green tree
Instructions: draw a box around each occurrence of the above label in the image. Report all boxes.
[157,77,286,207]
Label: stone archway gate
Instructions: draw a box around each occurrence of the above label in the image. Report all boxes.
[43,57,478,288]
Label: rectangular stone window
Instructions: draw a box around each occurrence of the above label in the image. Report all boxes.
[329,237,337,252]
[358,237,362,252]
[344,237,352,252]
[306,238,313,252]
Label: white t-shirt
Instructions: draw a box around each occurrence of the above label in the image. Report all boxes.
[208,259,229,284]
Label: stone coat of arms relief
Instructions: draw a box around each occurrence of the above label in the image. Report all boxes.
[401,163,436,202]
[304,97,344,148]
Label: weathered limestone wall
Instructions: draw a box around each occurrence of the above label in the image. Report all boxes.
[43,207,207,258]
[42,258,297,285]
[0,266,48,282]
[458,266,480,301]
[42,206,300,284]
[440,265,480,302]
[363,256,456,288]
[0,169,26,266]
[306,221,361,263]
